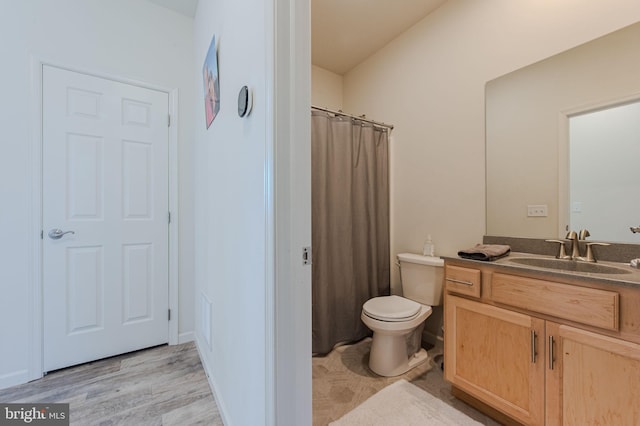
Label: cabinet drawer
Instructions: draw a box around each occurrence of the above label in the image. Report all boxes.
[445,265,481,298]
[492,273,619,331]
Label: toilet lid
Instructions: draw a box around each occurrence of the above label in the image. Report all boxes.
[363,295,422,322]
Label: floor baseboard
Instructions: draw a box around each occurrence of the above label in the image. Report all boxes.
[0,369,29,391]
[178,331,195,344]
[194,336,231,426]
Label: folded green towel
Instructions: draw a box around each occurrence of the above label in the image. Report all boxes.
[458,244,511,261]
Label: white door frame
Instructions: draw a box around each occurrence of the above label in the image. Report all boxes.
[269,0,312,424]
[28,58,179,381]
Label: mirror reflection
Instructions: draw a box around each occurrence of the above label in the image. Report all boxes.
[569,101,640,243]
[486,21,640,243]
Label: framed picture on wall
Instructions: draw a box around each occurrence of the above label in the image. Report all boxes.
[202,35,220,128]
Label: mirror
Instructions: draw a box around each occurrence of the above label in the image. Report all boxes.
[486,21,640,243]
[569,101,640,243]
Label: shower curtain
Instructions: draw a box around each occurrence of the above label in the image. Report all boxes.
[311,110,390,355]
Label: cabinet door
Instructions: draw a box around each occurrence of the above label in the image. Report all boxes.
[445,295,545,425]
[546,322,640,426]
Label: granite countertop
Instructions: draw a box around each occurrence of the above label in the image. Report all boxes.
[442,251,640,288]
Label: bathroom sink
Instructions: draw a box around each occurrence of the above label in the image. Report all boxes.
[507,257,632,275]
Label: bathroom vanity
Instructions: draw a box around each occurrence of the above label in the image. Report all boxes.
[443,253,640,426]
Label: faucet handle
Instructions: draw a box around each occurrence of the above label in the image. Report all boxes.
[582,242,610,262]
[578,229,591,240]
[546,239,570,259]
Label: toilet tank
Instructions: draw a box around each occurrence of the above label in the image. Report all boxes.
[397,253,444,306]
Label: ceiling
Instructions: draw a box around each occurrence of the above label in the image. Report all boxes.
[145,0,446,75]
[312,0,447,74]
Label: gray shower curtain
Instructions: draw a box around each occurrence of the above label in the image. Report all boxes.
[311,110,390,355]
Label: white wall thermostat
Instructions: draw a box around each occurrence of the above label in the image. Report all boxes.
[237,86,253,117]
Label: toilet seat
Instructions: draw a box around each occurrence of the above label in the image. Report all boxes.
[362,295,421,322]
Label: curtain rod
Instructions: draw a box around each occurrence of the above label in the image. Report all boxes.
[311,105,394,130]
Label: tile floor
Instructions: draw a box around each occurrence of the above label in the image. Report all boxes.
[313,338,502,425]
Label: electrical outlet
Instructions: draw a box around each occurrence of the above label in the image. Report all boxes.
[527,204,548,217]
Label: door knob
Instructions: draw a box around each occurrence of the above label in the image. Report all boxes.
[48,228,75,240]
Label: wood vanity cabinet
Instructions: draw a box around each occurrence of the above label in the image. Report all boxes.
[443,262,640,426]
[445,294,545,424]
[545,322,640,426]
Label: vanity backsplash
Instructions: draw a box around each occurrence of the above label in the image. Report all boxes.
[483,235,640,263]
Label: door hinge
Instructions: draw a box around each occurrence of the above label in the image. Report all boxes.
[302,246,312,265]
[168,309,171,321]
[41,230,43,239]
[168,211,171,224]
[168,114,171,127]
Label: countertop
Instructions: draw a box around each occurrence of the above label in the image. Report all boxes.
[442,252,640,289]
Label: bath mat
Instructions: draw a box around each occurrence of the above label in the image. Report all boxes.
[329,379,483,426]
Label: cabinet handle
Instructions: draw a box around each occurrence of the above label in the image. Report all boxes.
[531,330,537,363]
[549,335,555,370]
[445,278,474,286]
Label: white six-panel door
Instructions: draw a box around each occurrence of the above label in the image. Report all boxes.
[42,65,169,372]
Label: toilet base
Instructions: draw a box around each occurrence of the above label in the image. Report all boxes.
[368,331,430,377]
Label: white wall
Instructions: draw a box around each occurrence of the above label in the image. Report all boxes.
[341,0,640,293]
[0,0,195,388]
[311,65,343,110]
[193,1,274,424]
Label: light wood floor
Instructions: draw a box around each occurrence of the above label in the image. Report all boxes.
[2,339,501,425]
[0,342,223,426]
[313,338,502,425]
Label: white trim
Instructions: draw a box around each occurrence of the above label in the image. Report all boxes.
[272,0,312,424]
[29,57,180,382]
[557,111,570,238]
[264,0,276,424]
[28,56,44,382]
[194,338,230,425]
[0,370,30,390]
[168,89,180,345]
[32,55,176,96]
[178,331,195,344]
[561,91,640,118]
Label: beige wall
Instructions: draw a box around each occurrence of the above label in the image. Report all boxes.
[311,64,343,110]
[341,0,640,294]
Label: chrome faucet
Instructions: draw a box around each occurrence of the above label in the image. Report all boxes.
[631,226,640,234]
[578,229,590,240]
[548,229,609,262]
[571,229,610,262]
[566,230,581,260]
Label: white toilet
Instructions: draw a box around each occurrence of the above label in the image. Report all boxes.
[361,253,444,376]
